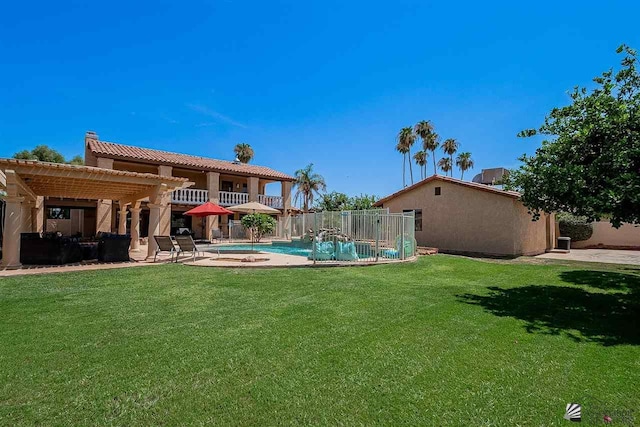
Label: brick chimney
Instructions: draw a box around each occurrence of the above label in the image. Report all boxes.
[85,131,98,144]
[84,131,99,167]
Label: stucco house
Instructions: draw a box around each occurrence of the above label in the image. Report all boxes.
[374,175,555,257]
[0,132,296,267]
[47,131,295,241]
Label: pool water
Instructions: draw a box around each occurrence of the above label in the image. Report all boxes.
[209,244,311,257]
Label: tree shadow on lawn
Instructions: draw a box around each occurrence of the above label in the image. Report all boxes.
[457,270,640,346]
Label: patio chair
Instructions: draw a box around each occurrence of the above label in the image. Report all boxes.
[153,235,177,262]
[211,229,222,243]
[174,235,205,262]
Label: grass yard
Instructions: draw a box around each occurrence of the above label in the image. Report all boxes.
[1,256,639,426]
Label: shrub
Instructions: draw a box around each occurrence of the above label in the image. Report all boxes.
[557,212,593,242]
[240,214,277,243]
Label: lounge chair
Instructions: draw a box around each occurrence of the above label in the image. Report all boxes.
[174,235,205,262]
[153,235,177,262]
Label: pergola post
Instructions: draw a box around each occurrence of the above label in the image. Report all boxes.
[31,196,44,233]
[130,203,141,251]
[147,187,170,259]
[96,199,112,233]
[1,196,25,268]
[118,203,128,235]
[147,203,161,259]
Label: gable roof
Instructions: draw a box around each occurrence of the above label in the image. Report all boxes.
[374,175,521,206]
[87,139,295,181]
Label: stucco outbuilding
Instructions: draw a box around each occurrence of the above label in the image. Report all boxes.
[374,175,554,257]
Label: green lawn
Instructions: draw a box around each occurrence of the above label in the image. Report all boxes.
[1,256,638,426]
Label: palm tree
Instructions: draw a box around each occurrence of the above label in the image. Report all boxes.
[455,152,474,180]
[442,138,459,177]
[413,150,428,180]
[438,157,452,176]
[396,127,416,186]
[423,130,440,175]
[414,120,434,176]
[293,163,327,212]
[233,143,254,163]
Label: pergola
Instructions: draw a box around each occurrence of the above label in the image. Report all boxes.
[0,159,193,268]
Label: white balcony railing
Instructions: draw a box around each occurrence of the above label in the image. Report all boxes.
[219,191,249,206]
[259,194,284,209]
[171,189,284,209]
[172,188,208,205]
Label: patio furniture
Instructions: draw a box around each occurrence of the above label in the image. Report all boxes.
[79,242,99,260]
[211,229,222,243]
[97,233,131,262]
[20,232,83,265]
[153,235,178,262]
[174,235,205,262]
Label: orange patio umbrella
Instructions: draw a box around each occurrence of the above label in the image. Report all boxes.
[184,201,233,217]
[184,202,233,239]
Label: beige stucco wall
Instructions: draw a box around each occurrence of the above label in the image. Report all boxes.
[46,209,84,236]
[379,180,549,256]
[570,220,640,249]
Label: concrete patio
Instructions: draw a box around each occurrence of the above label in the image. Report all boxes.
[536,248,640,266]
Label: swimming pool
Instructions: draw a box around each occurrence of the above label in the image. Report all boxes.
[209,244,311,257]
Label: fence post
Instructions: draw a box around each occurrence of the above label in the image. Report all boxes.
[375,214,380,262]
[400,215,405,260]
[302,214,306,237]
[312,212,317,265]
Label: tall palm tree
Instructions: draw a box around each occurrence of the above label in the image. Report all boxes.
[413,150,428,180]
[293,163,327,212]
[396,127,416,186]
[455,152,474,180]
[442,138,459,177]
[233,143,254,163]
[414,120,434,176]
[438,157,452,176]
[423,131,440,175]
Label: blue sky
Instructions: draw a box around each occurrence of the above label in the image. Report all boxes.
[1,1,639,198]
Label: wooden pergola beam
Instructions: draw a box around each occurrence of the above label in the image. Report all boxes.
[5,170,37,202]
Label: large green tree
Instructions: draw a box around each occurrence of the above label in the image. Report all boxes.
[13,145,83,165]
[316,191,351,211]
[351,194,378,210]
[315,192,378,211]
[506,45,640,227]
[14,145,65,163]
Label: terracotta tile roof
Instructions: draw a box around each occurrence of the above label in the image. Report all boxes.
[374,175,521,206]
[87,139,295,181]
